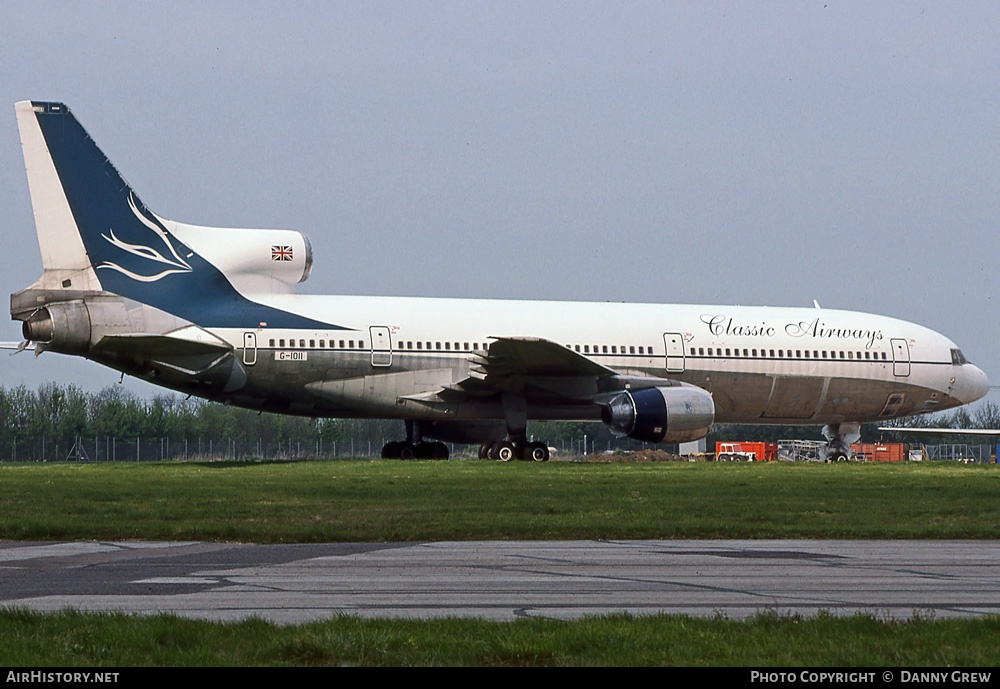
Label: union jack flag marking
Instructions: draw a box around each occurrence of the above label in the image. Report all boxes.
[271,245,293,261]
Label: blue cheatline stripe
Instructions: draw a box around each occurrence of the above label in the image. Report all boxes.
[33,101,344,331]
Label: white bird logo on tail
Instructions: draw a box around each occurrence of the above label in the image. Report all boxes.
[97,192,193,282]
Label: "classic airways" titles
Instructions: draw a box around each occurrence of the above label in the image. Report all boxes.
[700,315,883,349]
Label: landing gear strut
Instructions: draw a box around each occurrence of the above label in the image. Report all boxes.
[821,422,861,462]
[478,395,551,461]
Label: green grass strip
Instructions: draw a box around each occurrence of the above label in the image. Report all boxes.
[1,609,998,666]
[0,460,998,541]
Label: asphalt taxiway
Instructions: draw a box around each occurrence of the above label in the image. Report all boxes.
[2,540,998,625]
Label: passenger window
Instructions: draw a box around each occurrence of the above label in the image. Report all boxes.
[584,345,590,353]
[310,340,315,348]
[279,339,285,347]
[269,339,275,347]
[631,346,636,354]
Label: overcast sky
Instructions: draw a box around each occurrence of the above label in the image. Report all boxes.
[0,1,997,406]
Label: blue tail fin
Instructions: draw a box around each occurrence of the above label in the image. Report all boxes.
[16,101,331,330]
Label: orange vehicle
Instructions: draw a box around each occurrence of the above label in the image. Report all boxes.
[715,442,778,462]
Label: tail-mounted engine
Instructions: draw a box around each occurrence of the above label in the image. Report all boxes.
[21,301,92,354]
[165,222,313,294]
[602,385,715,443]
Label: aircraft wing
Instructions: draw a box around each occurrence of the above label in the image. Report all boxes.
[473,336,617,379]
[452,335,678,402]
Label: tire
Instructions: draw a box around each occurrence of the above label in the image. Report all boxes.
[381,441,400,459]
[527,441,549,462]
[494,441,516,462]
[399,442,416,460]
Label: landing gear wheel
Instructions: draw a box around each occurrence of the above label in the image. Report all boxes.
[429,441,449,460]
[398,442,416,460]
[381,441,401,459]
[479,442,494,460]
[493,441,516,462]
[526,441,549,462]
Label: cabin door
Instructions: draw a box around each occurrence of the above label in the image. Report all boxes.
[891,338,910,377]
[663,332,685,373]
[243,332,257,366]
[370,326,392,367]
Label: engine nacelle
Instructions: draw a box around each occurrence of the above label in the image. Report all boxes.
[166,221,313,294]
[601,385,715,443]
[21,301,92,354]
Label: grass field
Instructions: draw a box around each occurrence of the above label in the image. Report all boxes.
[1,459,998,541]
[2,459,999,666]
[2,609,999,667]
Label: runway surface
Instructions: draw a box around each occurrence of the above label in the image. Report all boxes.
[2,540,998,625]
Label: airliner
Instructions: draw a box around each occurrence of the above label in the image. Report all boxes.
[6,101,990,461]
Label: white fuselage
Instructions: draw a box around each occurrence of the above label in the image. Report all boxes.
[202,293,987,425]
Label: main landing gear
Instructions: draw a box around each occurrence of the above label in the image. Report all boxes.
[475,393,550,461]
[381,420,450,460]
[381,439,449,460]
[477,439,550,462]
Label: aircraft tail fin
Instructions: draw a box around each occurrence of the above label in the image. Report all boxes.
[15,101,105,291]
[13,101,325,329]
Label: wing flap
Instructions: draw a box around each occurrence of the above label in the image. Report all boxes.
[481,337,617,378]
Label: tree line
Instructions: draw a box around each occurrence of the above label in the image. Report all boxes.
[0,383,996,458]
[0,383,396,448]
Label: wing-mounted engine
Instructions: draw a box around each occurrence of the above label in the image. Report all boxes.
[602,385,715,443]
[164,221,313,295]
